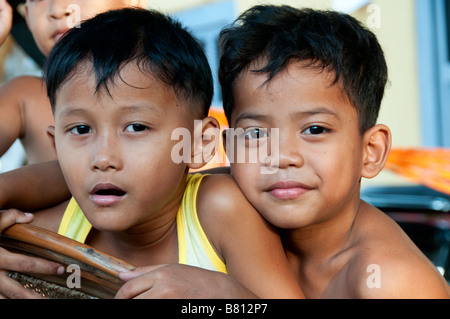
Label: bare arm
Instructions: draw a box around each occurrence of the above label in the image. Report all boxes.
[0,76,56,163]
[0,160,70,211]
[116,264,258,299]
[198,175,303,298]
[0,78,25,158]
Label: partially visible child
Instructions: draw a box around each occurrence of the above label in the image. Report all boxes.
[0,7,303,299]
[0,0,147,164]
[218,5,450,298]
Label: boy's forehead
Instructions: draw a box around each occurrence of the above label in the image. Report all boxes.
[236,60,338,96]
[63,60,164,91]
[54,60,185,113]
[231,60,352,122]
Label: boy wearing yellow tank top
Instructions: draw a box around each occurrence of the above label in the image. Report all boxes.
[0,8,303,299]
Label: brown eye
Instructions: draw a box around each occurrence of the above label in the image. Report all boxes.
[70,125,92,135]
[304,126,326,135]
[125,124,147,132]
[244,127,268,139]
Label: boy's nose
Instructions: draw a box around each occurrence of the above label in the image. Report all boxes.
[275,134,304,169]
[48,0,73,20]
[90,137,122,172]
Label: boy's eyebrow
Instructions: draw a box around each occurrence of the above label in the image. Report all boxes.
[234,112,270,126]
[119,104,162,116]
[233,106,339,125]
[294,106,340,118]
[57,104,162,118]
[57,107,88,119]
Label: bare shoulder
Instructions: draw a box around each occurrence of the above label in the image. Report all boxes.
[30,199,70,234]
[196,174,263,226]
[7,75,44,86]
[347,202,450,298]
[0,75,46,108]
[352,246,450,298]
[1,75,45,94]
[195,174,274,254]
[197,174,250,210]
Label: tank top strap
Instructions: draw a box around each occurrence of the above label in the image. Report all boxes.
[177,174,227,273]
[58,197,92,243]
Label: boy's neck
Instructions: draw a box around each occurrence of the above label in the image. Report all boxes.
[280,197,365,297]
[89,214,179,266]
[281,197,363,262]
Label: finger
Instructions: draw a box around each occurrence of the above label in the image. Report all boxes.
[119,264,167,281]
[115,273,157,299]
[0,209,34,233]
[0,270,46,299]
[0,248,64,275]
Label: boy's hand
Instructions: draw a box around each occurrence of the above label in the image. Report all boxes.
[116,264,256,299]
[0,209,34,232]
[0,209,65,299]
[0,0,13,46]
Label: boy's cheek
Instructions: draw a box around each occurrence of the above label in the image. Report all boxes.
[230,163,258,185]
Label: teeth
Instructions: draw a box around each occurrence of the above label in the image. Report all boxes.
[95,189,125,196]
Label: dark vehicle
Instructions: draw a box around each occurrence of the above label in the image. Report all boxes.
[361,185,450,283]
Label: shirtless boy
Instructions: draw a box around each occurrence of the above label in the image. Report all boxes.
[218,5,450,298]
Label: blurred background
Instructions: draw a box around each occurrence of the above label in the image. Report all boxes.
[0,0,449,281]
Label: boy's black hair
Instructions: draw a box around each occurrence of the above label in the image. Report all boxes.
[45,8,213,117]
[219,5,388,133]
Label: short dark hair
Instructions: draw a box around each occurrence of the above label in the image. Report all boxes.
[219,5,388,133]
[45,8,213,117]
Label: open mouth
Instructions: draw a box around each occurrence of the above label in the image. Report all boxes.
[90,183,126,207]
[94,188,126,197]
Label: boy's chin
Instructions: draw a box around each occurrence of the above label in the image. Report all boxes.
[86,213,133,233]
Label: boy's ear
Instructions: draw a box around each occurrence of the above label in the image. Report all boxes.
[46,125,57,154]
[23,3,30,27]
[361,124,391,179]
[187,116,220,170]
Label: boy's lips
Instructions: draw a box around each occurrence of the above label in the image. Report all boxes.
[90,183,127,207]
[265,181,312,200]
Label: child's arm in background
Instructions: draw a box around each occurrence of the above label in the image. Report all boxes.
[0,160,70,210]
[0,75,57,163]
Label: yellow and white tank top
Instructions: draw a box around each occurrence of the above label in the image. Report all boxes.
[58,174,227,273]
